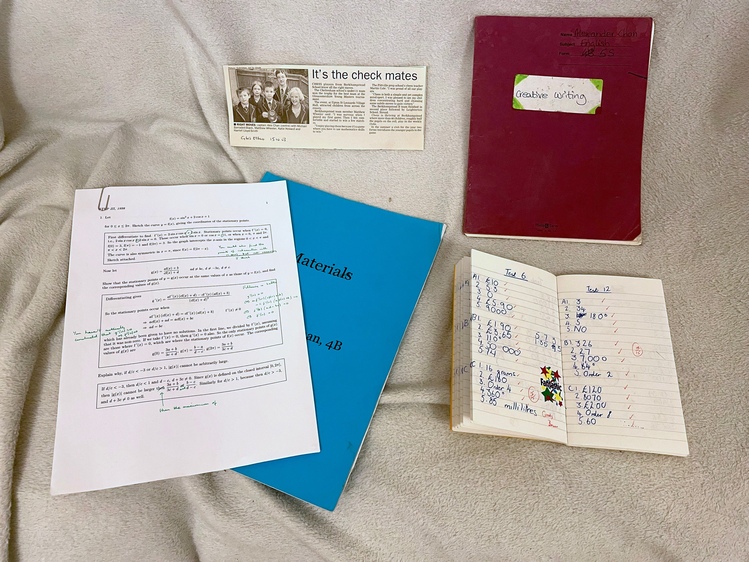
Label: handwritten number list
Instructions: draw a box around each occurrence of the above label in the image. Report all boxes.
[467,253,567,442]
[557,276,689,456]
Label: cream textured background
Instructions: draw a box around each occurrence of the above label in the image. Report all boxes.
[1,1,747,560]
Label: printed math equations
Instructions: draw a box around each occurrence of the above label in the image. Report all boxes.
[51,182,319,495]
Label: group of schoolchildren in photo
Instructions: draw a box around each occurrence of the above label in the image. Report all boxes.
[233,70,309,124]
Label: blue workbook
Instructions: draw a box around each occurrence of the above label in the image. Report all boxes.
[233,173,445,510]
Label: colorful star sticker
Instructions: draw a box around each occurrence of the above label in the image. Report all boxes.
[539,366,563,406]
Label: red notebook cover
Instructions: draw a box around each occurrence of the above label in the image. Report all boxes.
[464,16,654,244]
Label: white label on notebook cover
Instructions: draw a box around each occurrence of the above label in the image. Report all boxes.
[513,75,603,114]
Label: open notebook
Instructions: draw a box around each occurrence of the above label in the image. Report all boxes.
[451,250,688,456]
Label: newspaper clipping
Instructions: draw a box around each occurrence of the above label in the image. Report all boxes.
[223,65,426,150]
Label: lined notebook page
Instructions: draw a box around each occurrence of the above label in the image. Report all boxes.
[468,251,566,442]
[557,275,689,456]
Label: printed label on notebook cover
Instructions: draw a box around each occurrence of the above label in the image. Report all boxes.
[513,75,602,114]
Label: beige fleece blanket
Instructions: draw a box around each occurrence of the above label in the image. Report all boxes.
[1,0,747,559]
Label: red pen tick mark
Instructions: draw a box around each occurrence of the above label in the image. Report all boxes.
[618,349,622,354]
[614,328,619,333]
[626,394,631,400]
[614,341,619,346]
[624,384,628,390]
[628,405,632,409]
[629,414,634,420]
[620,358,625,362]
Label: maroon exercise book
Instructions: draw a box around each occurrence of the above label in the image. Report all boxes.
[464,16,654,244]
